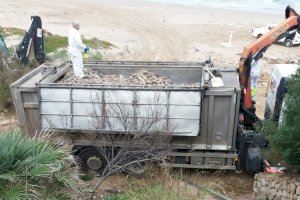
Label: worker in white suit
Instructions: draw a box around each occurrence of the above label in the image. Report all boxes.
[250,58,260,101]
[68,21,89,78]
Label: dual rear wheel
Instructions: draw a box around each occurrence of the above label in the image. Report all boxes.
[74,146,145,176]
[76,147,107,172]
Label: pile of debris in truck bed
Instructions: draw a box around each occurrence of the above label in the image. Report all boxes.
[56,67,200,87]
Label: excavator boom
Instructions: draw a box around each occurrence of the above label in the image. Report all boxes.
[239,6,300,123]
[16,16,45,65]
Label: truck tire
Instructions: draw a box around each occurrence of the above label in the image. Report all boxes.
[264,104,271,119]
[284,39,293,47]
[237,133,248,168]
[245,147,263,174]
[77,147,107,172]
[257,34,263,39]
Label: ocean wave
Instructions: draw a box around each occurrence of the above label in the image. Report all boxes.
[143,0,300,14]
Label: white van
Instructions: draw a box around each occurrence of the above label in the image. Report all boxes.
[252,24,300,47]
[264,64,299,123]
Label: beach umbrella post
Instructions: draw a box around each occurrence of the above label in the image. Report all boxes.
[211,0,214,17]
[163,0,166,22]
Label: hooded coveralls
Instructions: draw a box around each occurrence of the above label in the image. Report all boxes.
[68,26,86,78]
[250,60,260,100]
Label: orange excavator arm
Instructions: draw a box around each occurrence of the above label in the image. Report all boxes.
[239,6,300,112]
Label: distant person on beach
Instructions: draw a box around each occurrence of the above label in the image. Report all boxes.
[68,21,89,78]
[250,57,261,101]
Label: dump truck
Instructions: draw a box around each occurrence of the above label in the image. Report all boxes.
[10,6,300,173]
[11,61,261,172]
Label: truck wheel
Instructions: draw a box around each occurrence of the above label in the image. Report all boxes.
[284,39,293,47]
[245,147,263,174]
[78,147,107,172]
[264,104,271,119]
[72,145,83,155]
[257,34,263,39]
[237,134,247,170]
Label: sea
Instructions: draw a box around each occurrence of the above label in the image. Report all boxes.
[143,0,300,14]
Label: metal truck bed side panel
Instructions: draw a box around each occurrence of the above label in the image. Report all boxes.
[39,86,201,136]
[10,62,70,134]
[171,82,240,150]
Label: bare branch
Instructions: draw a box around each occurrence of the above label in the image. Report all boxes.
[87,92,172,199]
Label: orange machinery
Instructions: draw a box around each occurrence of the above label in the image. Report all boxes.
[238,6,300,123]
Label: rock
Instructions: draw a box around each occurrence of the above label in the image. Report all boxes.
[253,173,300,200]
[257,182,262,188]
[270,189,276,196]
[268,194,275,199]
[294,194,298,200]
[261,178,267,186]
[282,190,288,197]
[271,181,277,188]
[261,187,268,195]
[290,183,296,193]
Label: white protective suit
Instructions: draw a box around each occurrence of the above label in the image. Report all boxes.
[250,59,260,100]
[68,26,86,78]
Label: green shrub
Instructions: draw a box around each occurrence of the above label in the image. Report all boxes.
[0,65,30,110]
[89,51,103,61]
[53,49,68,60]
[262,68,300,168]
[44,32,68,54]
[83,37,113,49]
[0,130,79,199]
[0,27,24,37]
[79,174,94,182]
[44,33,113,54]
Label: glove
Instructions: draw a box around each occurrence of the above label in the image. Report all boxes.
[84,47,90,53]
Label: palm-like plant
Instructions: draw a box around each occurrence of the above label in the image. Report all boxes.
[0,130,79,199]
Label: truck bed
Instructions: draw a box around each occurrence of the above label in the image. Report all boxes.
[11,61,240,153]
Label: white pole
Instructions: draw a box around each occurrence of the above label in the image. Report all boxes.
[229,31,233,45]
[163,0,166,22]
[211,0,214,17]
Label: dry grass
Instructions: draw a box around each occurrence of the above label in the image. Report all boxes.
[85,166,209,200]
[177,169,254,198]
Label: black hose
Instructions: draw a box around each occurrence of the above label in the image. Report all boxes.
[241,104,262,124]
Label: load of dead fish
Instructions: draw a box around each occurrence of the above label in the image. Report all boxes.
[56,67,199,87]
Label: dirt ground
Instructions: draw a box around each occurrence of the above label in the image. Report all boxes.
[0,113,17,131]
[181,169,254,199]
[82,168,255,200]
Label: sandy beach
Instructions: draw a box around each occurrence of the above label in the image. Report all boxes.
[0,0,299,116]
